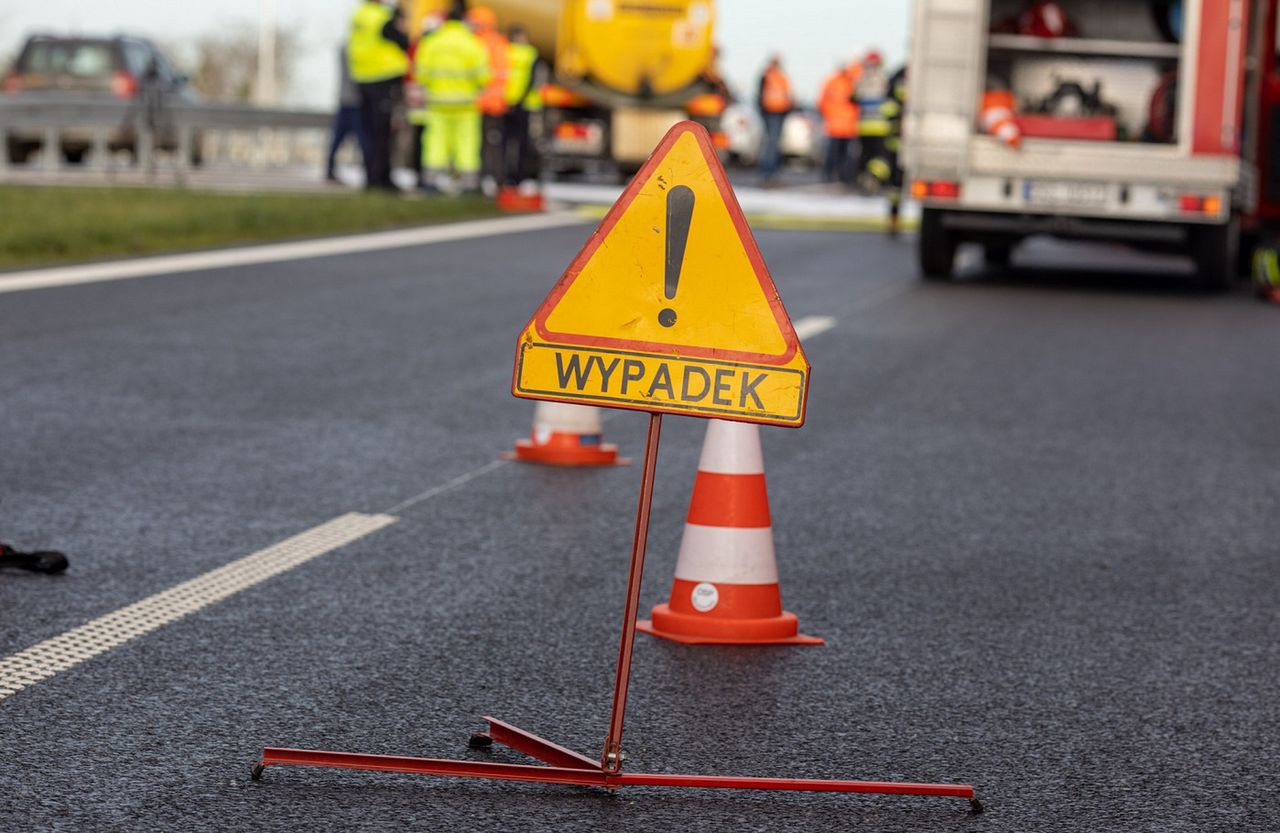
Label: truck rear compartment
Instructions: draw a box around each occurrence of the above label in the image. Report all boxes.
[905,0,1246,288]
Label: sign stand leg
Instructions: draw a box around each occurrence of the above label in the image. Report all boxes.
[601,412,662,773]
[253,413,979,813]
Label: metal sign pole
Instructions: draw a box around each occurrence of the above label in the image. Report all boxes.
[253,405,980,811]
[600,412,662,773]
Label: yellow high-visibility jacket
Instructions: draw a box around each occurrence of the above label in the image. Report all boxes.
[414,20,490,109]
[504,42,542,110]
[347,1,408,83]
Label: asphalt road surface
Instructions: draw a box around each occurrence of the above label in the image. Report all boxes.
[1,220,1277,833]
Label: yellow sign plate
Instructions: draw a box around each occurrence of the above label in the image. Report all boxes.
[515,344,806,423]
[513,121,809,427]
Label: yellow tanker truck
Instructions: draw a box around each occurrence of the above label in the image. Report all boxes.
[410,0,725,173]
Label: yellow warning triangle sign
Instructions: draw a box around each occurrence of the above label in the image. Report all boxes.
[514,121,809,427]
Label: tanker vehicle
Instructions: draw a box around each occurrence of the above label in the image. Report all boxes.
[411,0,725,174]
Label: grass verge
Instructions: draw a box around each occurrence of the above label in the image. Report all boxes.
[0,186,501,270]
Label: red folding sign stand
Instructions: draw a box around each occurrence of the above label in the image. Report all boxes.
[253,413,982,813]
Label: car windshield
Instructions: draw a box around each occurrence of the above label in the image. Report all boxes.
[20,42,117,78]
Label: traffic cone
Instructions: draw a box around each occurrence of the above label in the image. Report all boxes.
[506,401,625,466]
[638,419,822,645]
[496,183,545,213]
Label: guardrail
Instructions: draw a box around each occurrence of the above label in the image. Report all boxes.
[0,98,334,182]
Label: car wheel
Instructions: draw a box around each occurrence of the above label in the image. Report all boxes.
[7,141,34,165]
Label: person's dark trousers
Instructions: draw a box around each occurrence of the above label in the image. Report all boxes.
[856,135,886,183]
[357,77,399,191]
[326,104,368,180]
[822,136,851,183]
[411,124,426,188]
[482,113,506,185]
[758,112,786,180]
[501,107,531,185]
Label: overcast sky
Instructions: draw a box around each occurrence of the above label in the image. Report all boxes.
[0,1,909,109]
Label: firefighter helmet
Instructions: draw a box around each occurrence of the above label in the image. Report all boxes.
[1018,2,1075,38]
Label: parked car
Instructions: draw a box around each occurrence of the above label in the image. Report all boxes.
[779,106,822,168]
[3,34,202,165]
[720,102,762,167]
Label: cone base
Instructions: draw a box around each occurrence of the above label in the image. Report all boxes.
[509,439,623,467]
[496,188,544,213]
[638,606,823,646]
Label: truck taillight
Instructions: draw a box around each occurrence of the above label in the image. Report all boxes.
[1178,193,1221,215]
[111,72,138,98]
[542,84,586,109]
[912,179,960,200]
[685,93,725,117]
[555,122,591,140]
[2,71,20,95]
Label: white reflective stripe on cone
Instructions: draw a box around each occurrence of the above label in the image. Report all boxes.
[533,401,603,434]
[695,419,764,475]
[673,525,779,584]
[981,107,1013,131]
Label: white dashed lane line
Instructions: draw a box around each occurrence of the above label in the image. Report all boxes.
[792,315,837,341]
[0,513,395,701]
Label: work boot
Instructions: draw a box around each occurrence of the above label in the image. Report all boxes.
[0,543,69,574]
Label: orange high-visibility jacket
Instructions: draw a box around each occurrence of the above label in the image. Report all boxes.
[476,28,510,116]
[760,66,792,113]
[818,70,858,138]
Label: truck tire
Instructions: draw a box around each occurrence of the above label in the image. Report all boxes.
[919,207,958,280]
[983,243,1013,267]
[1190,219,1238,292]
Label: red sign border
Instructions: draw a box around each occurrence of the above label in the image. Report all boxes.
[522,121,803,367]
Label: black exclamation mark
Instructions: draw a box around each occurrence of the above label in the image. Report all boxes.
[658,185,695,328]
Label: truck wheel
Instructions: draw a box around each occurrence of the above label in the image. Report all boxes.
[1190,220,1237,292]
[919,207,957,280]
[983,243,1013,267]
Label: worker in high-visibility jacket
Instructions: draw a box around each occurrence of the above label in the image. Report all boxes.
[1253,242,1280,304]
[347,0,410,191]
[855,57,907,235]
[817,63,858,185]
[405,12,443,190]
[414,4,490,193]
[502,24,545,187]
[466,5,510,192]
[756,54,793,185]
[853,50,890,189]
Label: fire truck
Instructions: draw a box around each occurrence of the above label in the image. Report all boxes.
[903,0,1279,289]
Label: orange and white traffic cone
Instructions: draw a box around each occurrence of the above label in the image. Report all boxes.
[638,419,822,645]
[980,89,1022,149]
[496,182,545,213]
[507,401,624,466]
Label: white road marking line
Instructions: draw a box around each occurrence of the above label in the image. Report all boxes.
[0,212,586,296]
[384,458,511,514]
[792,315,838,341]
[0,512,396,701]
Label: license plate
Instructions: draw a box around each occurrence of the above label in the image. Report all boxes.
[1023,180,1110,209]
